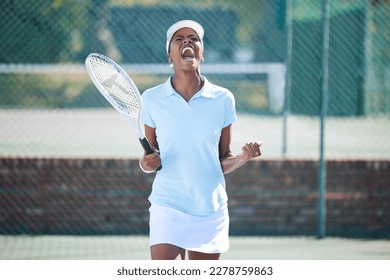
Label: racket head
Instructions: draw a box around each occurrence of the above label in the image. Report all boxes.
[85,53,142,119]
[85,53,162,170]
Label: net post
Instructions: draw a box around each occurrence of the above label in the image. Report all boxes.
[318,0,330,239]
[282,0,293,157]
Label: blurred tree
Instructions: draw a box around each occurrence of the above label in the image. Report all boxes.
[0,0,100,63]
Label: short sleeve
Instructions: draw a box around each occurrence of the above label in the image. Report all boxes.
[223,90,238,128]
[141,91,156,128]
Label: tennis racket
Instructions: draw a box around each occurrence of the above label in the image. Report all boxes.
[85,53,161,171]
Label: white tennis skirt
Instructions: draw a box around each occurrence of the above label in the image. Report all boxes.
[149,203,230,253]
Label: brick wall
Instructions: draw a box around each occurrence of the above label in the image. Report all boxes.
[0,158,389,238]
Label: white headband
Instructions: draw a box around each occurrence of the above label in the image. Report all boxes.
[166,20,204,54]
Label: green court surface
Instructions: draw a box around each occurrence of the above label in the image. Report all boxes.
[1,235,389,260]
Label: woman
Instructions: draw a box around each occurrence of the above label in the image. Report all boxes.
[140,20,262,260]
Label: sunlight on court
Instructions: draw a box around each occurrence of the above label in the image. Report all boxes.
[1,110,389,160]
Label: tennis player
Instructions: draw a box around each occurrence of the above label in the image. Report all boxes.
[139,20,262,260]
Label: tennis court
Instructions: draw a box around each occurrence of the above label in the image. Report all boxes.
[1,109,389,159]
[1,110,390,262]
[1,1,389,269]
[1,235,389,260]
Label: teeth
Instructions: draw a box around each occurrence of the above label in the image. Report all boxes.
[182,47,194,58]
[182,47,193,54]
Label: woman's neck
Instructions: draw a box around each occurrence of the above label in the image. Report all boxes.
[171,71,204,102]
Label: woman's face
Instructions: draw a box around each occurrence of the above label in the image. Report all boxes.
[168,27,204,70]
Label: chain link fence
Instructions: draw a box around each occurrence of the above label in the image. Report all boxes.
[0,0,389,158]
[1,0,389,254]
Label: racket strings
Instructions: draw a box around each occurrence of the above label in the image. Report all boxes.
[90,58,140,116]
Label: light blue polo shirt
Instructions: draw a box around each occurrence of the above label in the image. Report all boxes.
[141,76,237,216]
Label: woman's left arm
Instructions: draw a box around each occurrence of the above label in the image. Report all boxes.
[219,125,262,174]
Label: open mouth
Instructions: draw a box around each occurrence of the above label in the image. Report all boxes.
[181,47,195,61]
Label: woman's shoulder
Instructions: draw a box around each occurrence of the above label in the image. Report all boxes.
[142,82,166,96]
[205,78,234,99]
[141,78,172,102]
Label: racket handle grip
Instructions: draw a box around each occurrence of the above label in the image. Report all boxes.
[139,137,154,154]
[139,137,162,171]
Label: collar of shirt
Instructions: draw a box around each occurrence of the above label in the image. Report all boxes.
[162,76,215,99]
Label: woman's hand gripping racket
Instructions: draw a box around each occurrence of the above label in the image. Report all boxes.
[85,53,161,171]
